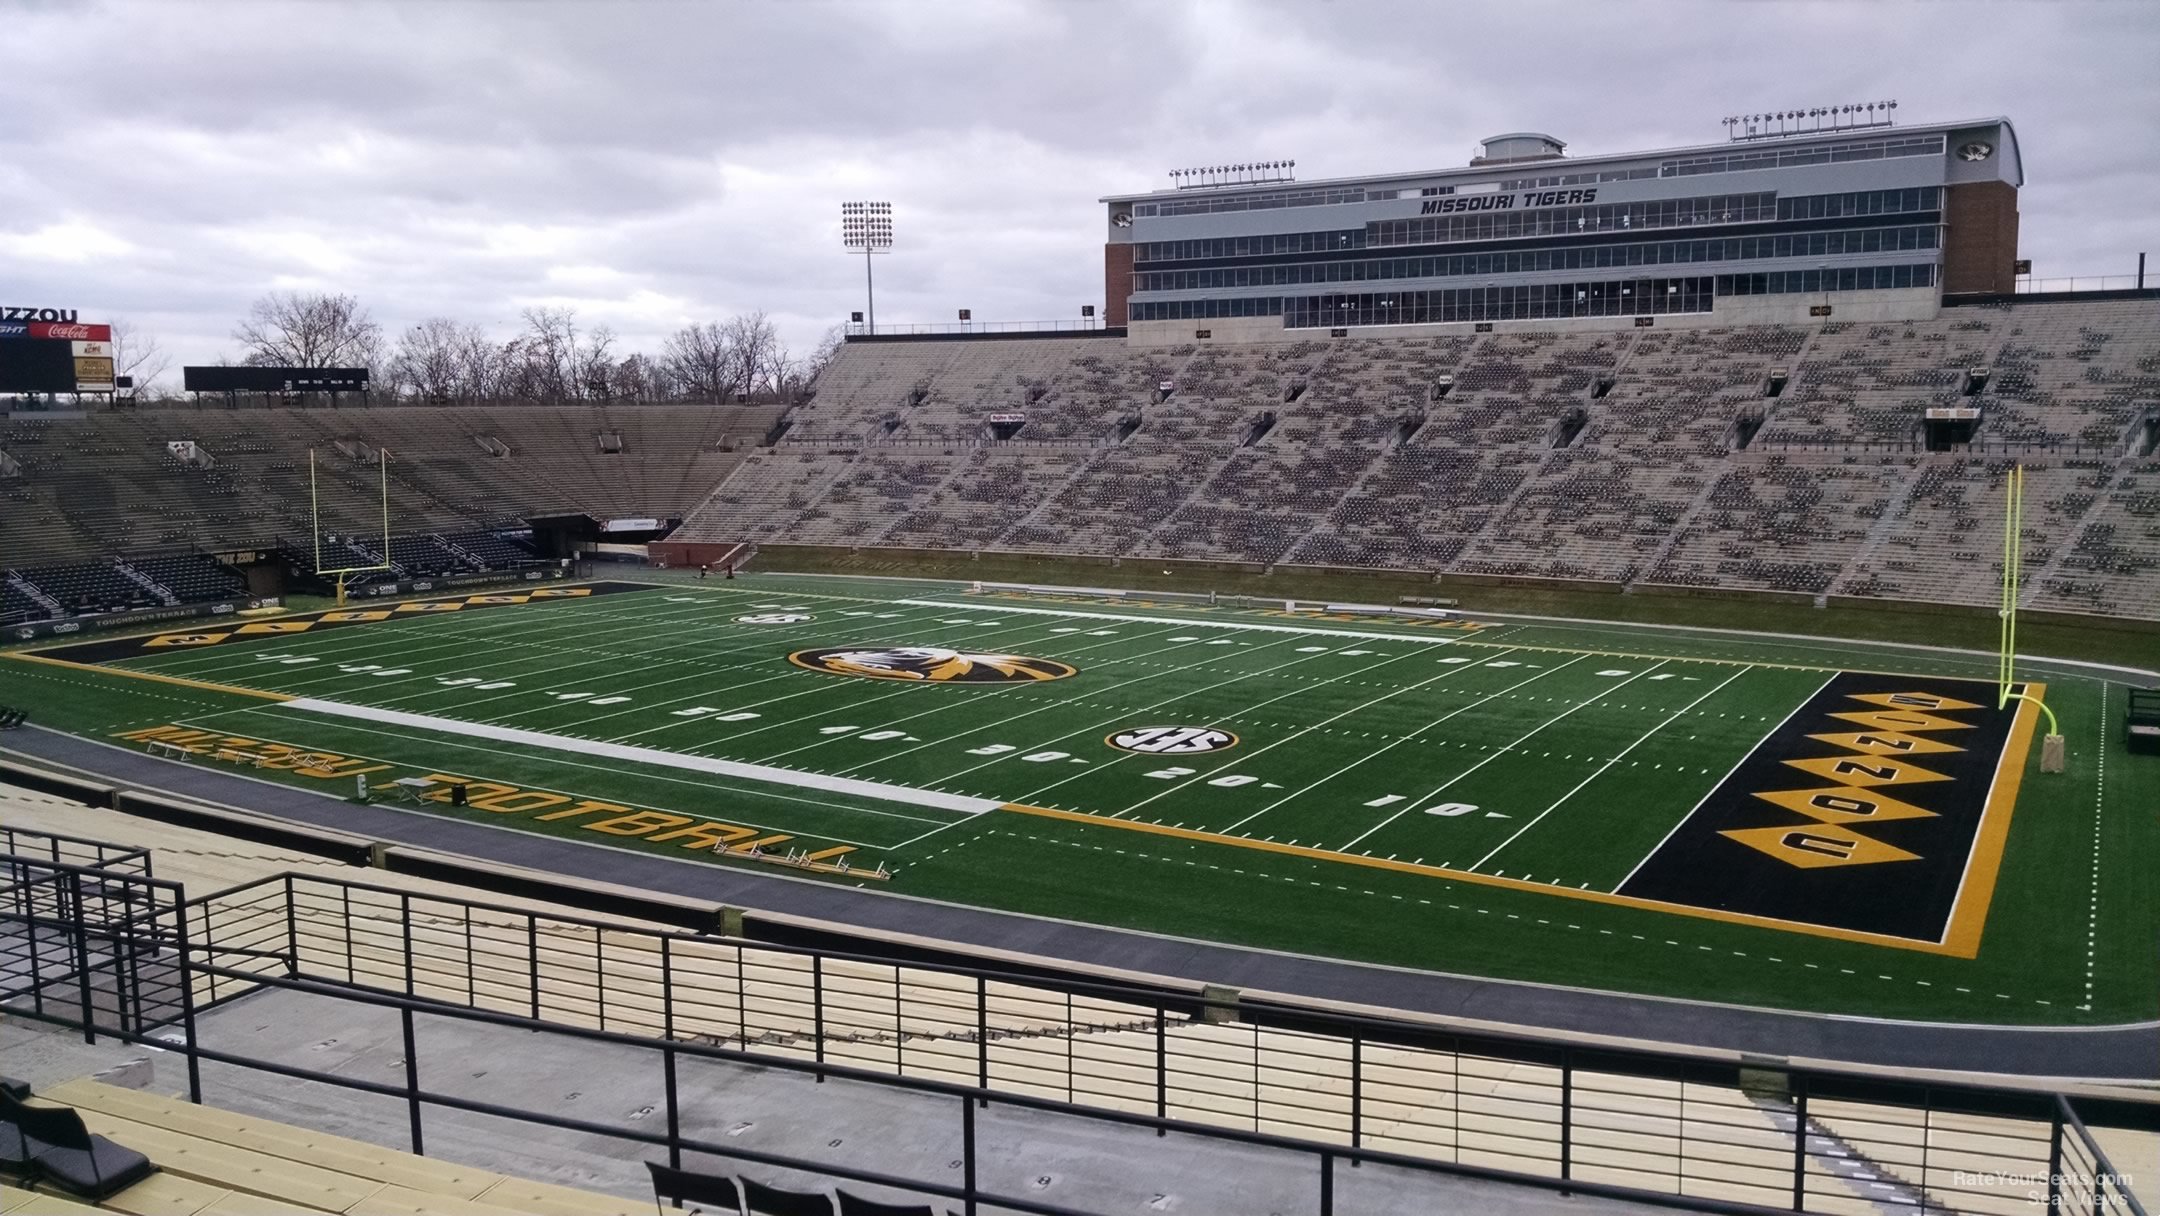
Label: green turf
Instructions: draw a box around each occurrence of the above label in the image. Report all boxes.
[7,574,2155,1026]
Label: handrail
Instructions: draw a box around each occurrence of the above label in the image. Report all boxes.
[242,869,2151,1114]
[7,858,2155,1214]
[19,953,1799,1216]
[2058,1093,2150,1216]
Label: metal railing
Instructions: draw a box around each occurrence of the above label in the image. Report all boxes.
[0,857,188,1039]
[2014,275,2151,295]
[0,826,154,876]
[128,870,2156,1215]
[845,320,1117,338]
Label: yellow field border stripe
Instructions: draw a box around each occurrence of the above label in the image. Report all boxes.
[998,800,1977,956]
[4,651,293,702]
[1938,682,2044,958]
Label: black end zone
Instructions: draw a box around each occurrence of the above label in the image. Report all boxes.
[29,581,660,666]
[1617,672,2028,946]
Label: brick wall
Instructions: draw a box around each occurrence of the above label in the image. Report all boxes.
[1942,181,2019,295]
[1103,243,1135,327]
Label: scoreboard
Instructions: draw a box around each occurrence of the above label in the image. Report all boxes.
[0,307,115,394]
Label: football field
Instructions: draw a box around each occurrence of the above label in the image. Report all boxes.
[9,575,2155,1026]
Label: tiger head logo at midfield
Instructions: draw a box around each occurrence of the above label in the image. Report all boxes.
[788,646,1077,683]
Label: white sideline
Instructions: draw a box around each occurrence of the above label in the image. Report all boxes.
[891,599,1470,644]
[278,698,1000,816]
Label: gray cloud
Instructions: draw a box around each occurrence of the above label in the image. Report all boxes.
[1,0,2154,370]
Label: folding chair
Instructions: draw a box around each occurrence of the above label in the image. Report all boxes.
[741,1176,837,1216]
[0,1091,157,1200]
[835,1189,948,1216]
[646,1160,744,1215]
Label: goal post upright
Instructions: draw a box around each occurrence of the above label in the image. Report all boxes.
[1997,462,2065,768]
[308,446,395,607]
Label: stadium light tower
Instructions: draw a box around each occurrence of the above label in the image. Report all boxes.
[841,201,893,335]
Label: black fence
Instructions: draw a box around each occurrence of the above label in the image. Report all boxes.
[0,836,2149,1216]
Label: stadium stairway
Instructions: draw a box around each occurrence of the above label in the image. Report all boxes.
[4,1078,640,1216]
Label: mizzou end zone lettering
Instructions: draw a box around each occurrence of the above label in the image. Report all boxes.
[33,581,644,666]
[1617,673,2037,947]
[113,725,869,874]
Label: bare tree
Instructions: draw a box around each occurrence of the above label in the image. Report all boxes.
[386,317,472,402]
[722,311,783,400]
[574,325,616,400]
[233,291,384,369]
[610,352,665,403]
[775,324,845,400]
[107,318,174,398]
[454,325,505,401]
[661,321,732,402]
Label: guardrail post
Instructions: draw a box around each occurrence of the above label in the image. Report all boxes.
[175,897,202,1105]
[2047,1106,2064,1215]
[69,875,95,1043]
[1791,1075,1808,1212]
[341,884,354,984]
[1560,1050,1573,1191]
[662,938,676,1041]
[663,1041,682,1172]
[283,874,298,976]
[1320,1149,1334,1216]
[594,924,606,1032]
[399,892,415,997]
[813,954,826,1082]
[961,1091,978,1216]
[1155,1004,1167,1136]
[1349,1034,1362,1164]
[527,916,541,1020]
[24,875,45,1018]
[976,974,990,1107]
[401,1004,424,1155]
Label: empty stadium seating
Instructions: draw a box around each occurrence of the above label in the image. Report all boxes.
[7,298,2160,620]
[0,403,776,571]
[668,300,2160,618]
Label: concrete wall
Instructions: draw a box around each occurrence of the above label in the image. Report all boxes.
[1123,286,1941,346]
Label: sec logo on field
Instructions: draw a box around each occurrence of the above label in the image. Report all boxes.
[736,613,813,624]
[1107,726,1238,755]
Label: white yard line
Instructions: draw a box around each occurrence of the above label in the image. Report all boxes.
[1470,664,1754,873]
[743,621,1201,762]
[135,585,750,680]
[1017,646,1441,809]
[567,606,1086,741]
[1297,657,1595,849]
[1341,660,1676,856]
[1196,651,1578,842]
[277,697,999,817]
[883,631,1335,787]
[147,592,764,700]
[170,710,900,848]
[1129,650,1518,829]
[893,599,1484,646]
[830,628,1409,792]
[1611,672,1837,892]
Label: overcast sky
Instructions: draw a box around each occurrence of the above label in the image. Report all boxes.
[3,0,2155,376]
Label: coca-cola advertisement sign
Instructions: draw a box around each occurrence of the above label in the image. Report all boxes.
[31,321,110,341]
